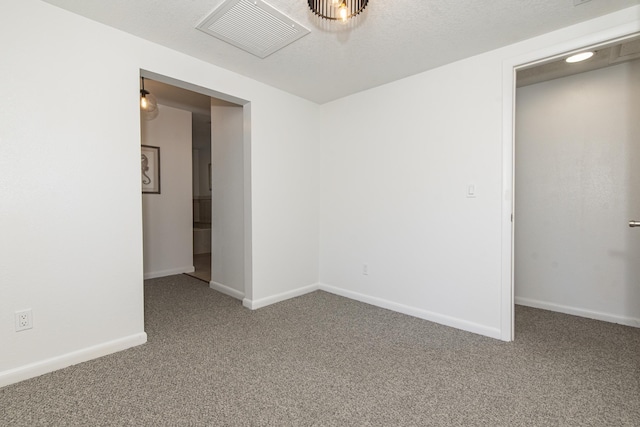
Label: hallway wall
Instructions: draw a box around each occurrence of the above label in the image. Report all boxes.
[211,104,245,296]
[142,104,194,279]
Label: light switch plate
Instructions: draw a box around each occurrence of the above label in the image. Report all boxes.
[467,184,476,198]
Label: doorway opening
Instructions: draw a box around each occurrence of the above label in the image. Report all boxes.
[140,71,252,302]
[504,32,640,340]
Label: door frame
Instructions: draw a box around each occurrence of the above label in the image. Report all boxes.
[139,69,253,301]
[500,24,640,341]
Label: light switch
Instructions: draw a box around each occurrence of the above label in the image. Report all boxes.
[467,184,476,198]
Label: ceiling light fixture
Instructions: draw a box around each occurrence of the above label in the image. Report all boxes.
[307,0,369,22]
[565,51,594,63]
[140,77,159,121]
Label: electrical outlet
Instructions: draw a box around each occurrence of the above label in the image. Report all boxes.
[15,309,33,332]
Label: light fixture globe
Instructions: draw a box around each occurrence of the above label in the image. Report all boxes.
[307,0,369,22]
[140,77,159,121]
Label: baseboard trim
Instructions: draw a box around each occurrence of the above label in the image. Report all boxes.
[319,283,502,340]
[0,332,147,388]
[144,266,194,280]
[210,281,244,300]
[243,283,319,310]
[515,297,640,328]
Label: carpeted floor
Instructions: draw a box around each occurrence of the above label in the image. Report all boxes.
[2,274,639,426]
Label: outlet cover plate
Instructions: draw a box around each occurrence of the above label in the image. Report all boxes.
[15,309,33,332]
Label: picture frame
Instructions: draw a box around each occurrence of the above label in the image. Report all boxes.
[141,145,161,194]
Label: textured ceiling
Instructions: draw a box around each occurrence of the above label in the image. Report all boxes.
[43,0,640,104]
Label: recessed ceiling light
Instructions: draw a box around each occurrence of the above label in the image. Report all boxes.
[565,51,594,63]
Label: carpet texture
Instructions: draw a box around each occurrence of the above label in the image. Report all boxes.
[2,274,639,426]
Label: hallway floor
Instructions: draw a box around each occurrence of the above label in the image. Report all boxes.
[186,253,211,283]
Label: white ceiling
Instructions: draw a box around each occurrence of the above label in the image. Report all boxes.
[43,0,640,104]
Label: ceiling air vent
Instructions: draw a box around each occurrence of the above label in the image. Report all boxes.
[196,0,310,58]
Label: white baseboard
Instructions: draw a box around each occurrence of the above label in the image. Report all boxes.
[0,332,147,388]
[144,266,194,280]
[319,283,503,340]
[210,281,244,300]
[243,283,320,310]
[515,297,640,328]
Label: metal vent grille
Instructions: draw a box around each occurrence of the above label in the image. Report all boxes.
[197,0,310,58]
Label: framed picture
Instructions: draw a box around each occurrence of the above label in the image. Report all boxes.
[141,145,160,194]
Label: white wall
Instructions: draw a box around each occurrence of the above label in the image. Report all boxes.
[515,60,640,326]
[142,104,194,279]
[210,105,245,297]
[319,56,505,338]
[248,100,320,304]
[0,0,320,386]
[318,7,640,339]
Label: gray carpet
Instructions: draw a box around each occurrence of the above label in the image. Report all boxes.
[2,275,639,426]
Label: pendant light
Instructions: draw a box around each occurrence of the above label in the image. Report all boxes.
[140,77,159,121]
[307,0,369,22]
